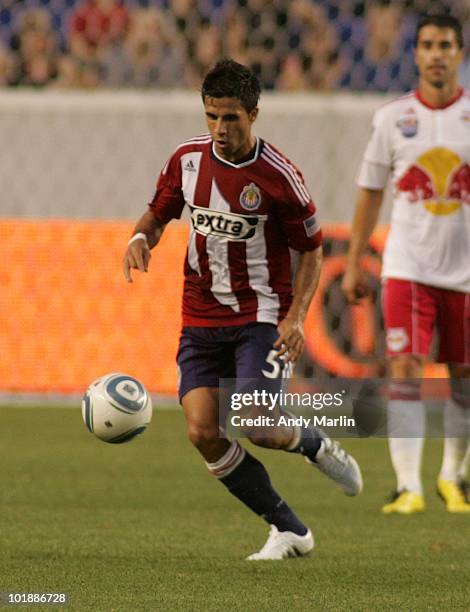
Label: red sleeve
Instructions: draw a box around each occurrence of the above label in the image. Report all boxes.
[276,174,322,252]
[148,151,185,224]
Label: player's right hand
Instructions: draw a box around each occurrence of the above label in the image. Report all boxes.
[123,238,151,283]
[341,265,370,304]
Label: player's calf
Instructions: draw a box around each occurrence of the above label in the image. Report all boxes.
[206,441,310,539]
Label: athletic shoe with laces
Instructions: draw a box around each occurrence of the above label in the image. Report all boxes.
[381,490,425,514]
[436,479,470,513]
[246,525,314,560]
[306,435,363,496]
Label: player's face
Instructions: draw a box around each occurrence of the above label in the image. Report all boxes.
[414,26,463,89]
[204,96,258,162]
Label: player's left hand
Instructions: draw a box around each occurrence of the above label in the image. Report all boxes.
[123,238,151,283]
[274,316,304,363]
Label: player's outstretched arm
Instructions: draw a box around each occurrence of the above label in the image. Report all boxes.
[275,246,323,363]
[342,187,383,304]
[123,210,165,283]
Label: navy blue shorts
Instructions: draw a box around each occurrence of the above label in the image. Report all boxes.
[176,323,290,402]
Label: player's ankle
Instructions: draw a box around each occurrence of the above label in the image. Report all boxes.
[286,425,322,461]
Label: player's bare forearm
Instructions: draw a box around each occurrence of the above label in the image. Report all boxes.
[287,246,323,323]
[130,210,165,249]
[342,188,383,304]
[274,246,322,362]
[123,211,166,283]
[347,188,383,264]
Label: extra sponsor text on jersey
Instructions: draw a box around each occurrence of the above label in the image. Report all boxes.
[190,204,264,240]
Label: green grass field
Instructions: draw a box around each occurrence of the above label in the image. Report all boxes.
[0,406,469,611]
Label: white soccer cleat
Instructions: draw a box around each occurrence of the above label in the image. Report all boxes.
[307,436,363,496]
[246,525,314,560]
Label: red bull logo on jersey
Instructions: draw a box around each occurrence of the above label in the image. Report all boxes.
[239,183,262,211]
[386,328,409,353]
[396,147,470,215]
[190,205,261,240]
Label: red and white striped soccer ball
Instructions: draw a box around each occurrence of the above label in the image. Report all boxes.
[82,373,152,443]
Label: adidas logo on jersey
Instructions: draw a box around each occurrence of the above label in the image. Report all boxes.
[190,205,261,241]
[184,160,196,172]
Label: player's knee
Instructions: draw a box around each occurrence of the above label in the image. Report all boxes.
[248,432,283,449]
[247,432,269,447]
[388,355,422,402]
[187,422,219,451]
[389,354,423,379]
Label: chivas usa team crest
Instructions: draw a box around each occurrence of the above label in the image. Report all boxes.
[239,183,262,211]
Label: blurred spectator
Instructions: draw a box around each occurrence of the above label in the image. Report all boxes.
[101,7,185,87]
[236,0,290,89]
[22,53,57,87]
[68,0,128,88]
[278,0,343,90]
[0,43,16,86]
[167,0,213,87]
[53,53,101,88]
[0,0,466,91]
[185,20,222,87]
[10,8,58,86]
[53,54,83,88]
[70,0,129,51]
[222,9,249,65]
[277,53,309,90]
[339,3,416,91]
[170,0,203,34]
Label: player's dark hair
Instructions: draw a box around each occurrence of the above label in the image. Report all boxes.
[201,59,261,113]
[415,14,463,49]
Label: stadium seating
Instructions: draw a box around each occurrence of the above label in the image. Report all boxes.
[0,0,468,90]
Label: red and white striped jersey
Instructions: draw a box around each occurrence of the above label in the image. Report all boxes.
[149,134,322,327]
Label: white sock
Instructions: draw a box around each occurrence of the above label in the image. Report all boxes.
[439,400,469,483]
[387,399,425,495]
[457,443,470,483]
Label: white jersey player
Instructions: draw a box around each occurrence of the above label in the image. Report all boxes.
[343,14,470,514]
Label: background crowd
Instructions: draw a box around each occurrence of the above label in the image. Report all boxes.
[0,0,469,91]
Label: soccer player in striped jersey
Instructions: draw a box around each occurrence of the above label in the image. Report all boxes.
[123,59,362,560]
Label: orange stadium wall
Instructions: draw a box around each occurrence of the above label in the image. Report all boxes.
[0,220,444,396]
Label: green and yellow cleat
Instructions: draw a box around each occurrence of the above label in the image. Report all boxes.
[381,490,426,515]
[437,479,470,513]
